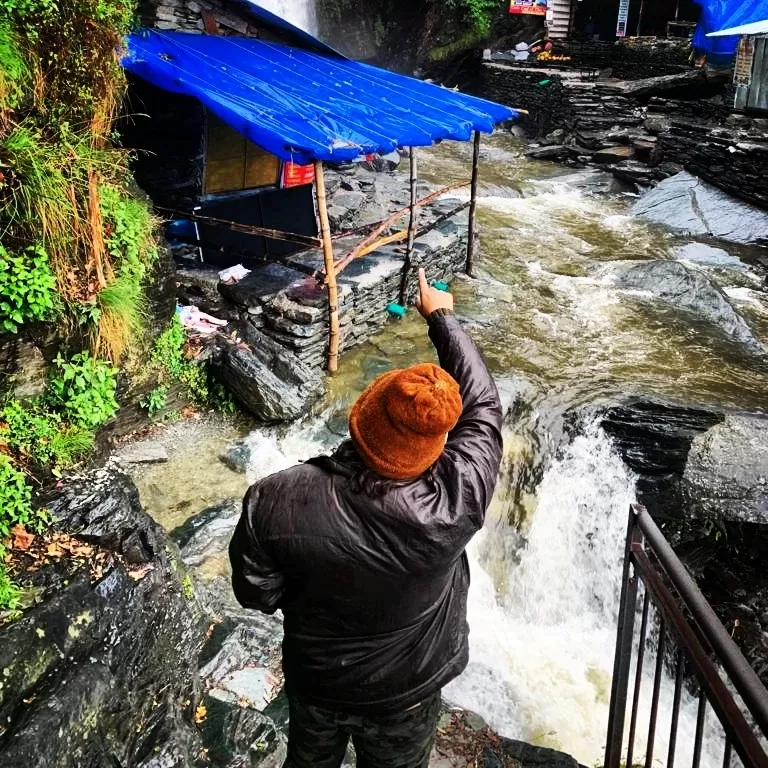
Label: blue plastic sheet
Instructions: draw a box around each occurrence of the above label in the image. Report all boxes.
[693,0,768,62]
[122,30,518,165]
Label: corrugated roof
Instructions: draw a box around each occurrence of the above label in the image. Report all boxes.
[122,30,518,165]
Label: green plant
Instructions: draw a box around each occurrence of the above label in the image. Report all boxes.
[47,350,118,430]
[0,454,47,615]
[0,243,58,332]
[151,316,236,412]
[442,0,497,34]
[1,399,93,468]
[140,384,169,418]
[96,271,147,359]
[100,185,158,278]
[0,454,33,539]
[181,573,194,601]
[0,24,29,110]
[0,564,21,616]
[152,314,187,378]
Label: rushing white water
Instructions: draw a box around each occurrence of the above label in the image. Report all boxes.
[444,423,636,762]
[249,0,317,33]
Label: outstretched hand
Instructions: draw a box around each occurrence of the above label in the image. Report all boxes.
[415,267,454,319]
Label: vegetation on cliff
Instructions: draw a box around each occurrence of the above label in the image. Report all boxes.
[318,0,501,66]
[0,0,159,613]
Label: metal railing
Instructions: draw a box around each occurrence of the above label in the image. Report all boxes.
[605,504,768,768]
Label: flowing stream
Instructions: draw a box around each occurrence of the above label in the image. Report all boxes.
[132,134,768,766]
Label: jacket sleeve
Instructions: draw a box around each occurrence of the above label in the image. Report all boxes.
[228,482,285,614]
[429,310,504,527]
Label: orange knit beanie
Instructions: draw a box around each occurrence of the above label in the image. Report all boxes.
[349,363,463,480]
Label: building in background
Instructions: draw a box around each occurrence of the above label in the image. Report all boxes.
[540,0,701,41]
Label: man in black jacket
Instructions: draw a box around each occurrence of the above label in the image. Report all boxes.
[229,268,503,768]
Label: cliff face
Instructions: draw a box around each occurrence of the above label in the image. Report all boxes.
[316,0,538,85]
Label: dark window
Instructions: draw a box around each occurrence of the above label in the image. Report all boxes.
[204,111,280,195]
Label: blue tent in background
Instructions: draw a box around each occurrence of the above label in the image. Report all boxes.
[693,0,768,64]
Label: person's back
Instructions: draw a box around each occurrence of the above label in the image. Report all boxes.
[229,269,503,767]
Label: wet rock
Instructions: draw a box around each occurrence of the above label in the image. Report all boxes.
[210,329,324,423]
[220,440,251,473]
[673,243,749,271]
[541,129,566,145]
[175,502,283,640]
[593,145,635,164]
[199,695,286,768]
[609,161,656,186]
[644,115,672,134]
[499,738,585,768]
[616,260,766,351]
[631,171,768,244]
[45,461,165,564]
[601,400,723,476]
[611,69,705,98]
[219,264,307,309]
[600,399,724,519]
[682,414,768,523]
[0,464,206,767]
[170,499,239,551]
[176,265,233,317]
[201,624,280,708]
[526,144,569,161]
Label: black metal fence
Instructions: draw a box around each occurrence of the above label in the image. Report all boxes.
[605,504,768,768]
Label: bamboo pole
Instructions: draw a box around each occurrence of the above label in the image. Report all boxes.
[314,161,340,373]
[330,181,469,277]
[399,147,418,306]
[466,130,481,276]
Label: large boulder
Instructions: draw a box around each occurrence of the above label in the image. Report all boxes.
[600,399,724,520]
[631,171,768,244]
[210,325,325,423]
[615,259,766,352]
[682,413,768,523]
[0,463,206,767]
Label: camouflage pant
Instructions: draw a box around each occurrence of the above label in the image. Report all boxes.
[283,693,442,768]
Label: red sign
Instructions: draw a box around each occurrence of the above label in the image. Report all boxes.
[282,161,315,188]
[509,0,547,15]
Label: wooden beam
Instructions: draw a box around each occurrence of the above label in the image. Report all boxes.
[399,147,418,306]
[156,206,322,249]
[314,161,340,373]
[330,181,469,277]
[351,201,471,262]
[201,11,218,34]
[466,130,481,277]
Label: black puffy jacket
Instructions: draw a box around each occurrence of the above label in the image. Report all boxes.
[229,311,503,715]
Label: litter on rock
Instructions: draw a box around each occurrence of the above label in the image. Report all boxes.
[177,305,228,335]
[218,264,251,284]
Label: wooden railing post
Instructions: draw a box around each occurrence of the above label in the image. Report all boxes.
[314,161,340,373]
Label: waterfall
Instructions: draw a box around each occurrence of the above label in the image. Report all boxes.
[249,0,317,34]
[445,423,635,762]
[444,420,726,768]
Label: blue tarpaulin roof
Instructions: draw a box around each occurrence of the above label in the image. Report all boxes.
[693,0,768,62]
[122,30,518,165]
